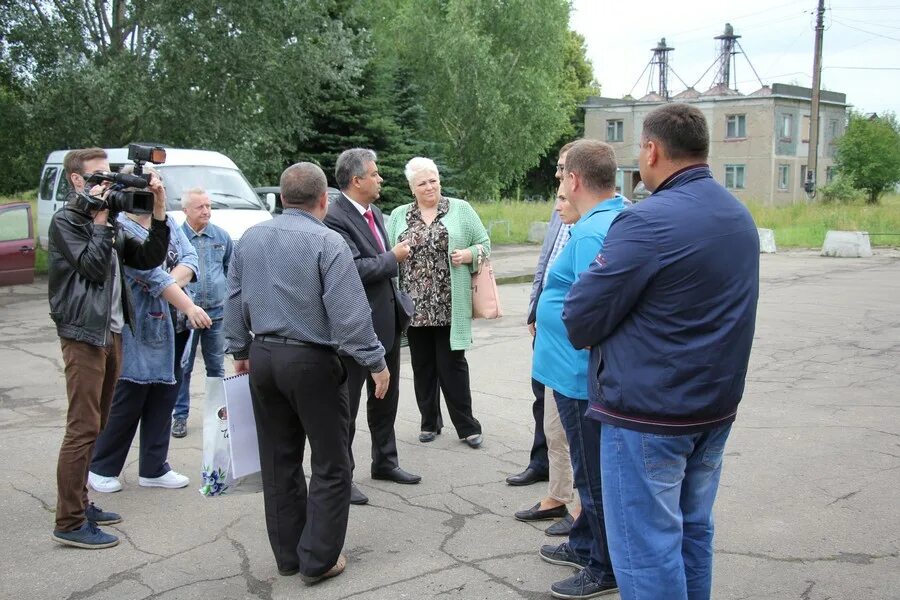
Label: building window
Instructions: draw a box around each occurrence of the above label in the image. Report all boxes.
[826,166,835,183]
[726,114,746,139]
[800,165,807,188]
[606,120,624,142]
[829,119,838,140]
[780,114,793,140]
[802,115,811,143]
[777,164,790,190]
[725,164,745,189]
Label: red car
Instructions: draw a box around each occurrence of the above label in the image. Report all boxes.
[0,202,36,286]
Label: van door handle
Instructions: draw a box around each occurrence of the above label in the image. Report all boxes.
[20,245,35,253]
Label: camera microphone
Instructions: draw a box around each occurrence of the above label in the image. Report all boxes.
[85,171,150,188]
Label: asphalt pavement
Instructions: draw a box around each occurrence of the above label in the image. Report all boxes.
[0,245,898,600]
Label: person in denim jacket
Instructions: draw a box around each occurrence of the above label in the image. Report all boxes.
[88,171,212,494]
[171,187,233,438]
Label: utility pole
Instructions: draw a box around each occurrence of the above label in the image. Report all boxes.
[805,0,826,199]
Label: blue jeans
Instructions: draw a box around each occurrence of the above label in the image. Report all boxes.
[173,318,225,420]
[554,392,615,586]
[601,423,732,600]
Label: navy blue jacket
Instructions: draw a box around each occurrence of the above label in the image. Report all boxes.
[562,166,759,434]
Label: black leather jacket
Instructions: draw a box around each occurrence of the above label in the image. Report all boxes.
[47,203,171,347]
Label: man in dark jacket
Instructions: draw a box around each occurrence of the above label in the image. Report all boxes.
[324,148,420,507]
[563,104,759,600]
[48,148,170,549]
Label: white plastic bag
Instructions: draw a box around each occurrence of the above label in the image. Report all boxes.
[200,376,233,496]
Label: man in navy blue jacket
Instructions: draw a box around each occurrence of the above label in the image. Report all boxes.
[563,103,759,600]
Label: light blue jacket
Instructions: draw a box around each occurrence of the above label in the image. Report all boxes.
[118,215,199,384]
[180,221,232,320]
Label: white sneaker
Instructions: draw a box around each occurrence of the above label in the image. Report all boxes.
[88,472,123,493]
[139,470,189,489]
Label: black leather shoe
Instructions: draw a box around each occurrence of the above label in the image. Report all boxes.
[506,467,549,486]
[545,513,574,536]
[372,467,422,484]
[419,431,438,443]
[515,501,568,522]
[350,483,369,505]
[278,566,299,576]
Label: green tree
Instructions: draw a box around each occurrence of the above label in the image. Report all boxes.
[518,30,600,200]
[0,0,362,188]
[370,0,573,201]
[835,112,900,204]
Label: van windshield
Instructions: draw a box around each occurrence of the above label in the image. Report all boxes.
[159,166,265,211]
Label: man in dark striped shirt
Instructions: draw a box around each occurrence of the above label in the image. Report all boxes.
[224,162,389,585]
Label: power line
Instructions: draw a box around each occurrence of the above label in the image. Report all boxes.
[824,65,900,70]
[832,18,900,41]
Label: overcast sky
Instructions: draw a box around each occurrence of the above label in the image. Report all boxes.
[570,0,900,116]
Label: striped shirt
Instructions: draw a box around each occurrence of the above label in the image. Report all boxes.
[224,208,386,371]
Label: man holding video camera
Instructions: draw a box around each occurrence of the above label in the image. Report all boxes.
[48,147,170,549]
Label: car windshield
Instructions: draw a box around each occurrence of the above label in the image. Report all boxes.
[159,165,265,211]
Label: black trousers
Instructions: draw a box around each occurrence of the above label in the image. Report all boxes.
[528,377,550,474]
[90,330,189,478]
[406,325,481,438]
[249,340,351,578]
[342,336,401,475]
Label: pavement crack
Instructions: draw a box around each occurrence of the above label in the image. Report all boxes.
[225,530,273,600]
[10,483,54,514]
[717,549,899,565]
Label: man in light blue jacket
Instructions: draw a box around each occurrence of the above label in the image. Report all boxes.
[172,188,233,438]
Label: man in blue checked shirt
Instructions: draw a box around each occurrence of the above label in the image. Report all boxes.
[225,162,388,585]
[171,188,233,438]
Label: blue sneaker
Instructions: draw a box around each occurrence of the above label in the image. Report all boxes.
[52,520,119,549]
[539,542,589,569]
[85,502,122,525]
[550,568,618,599]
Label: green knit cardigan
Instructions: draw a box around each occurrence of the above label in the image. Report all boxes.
[387,198,491,351]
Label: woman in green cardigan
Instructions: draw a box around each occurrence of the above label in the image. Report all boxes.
[387,157,491,449]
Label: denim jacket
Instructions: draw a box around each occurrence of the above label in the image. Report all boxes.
[118,214,199,384]
[181,221,233,319]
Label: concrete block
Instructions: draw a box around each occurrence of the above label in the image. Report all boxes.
[821,230,873,258]
[527,221,549,244]
[758,228,777,253]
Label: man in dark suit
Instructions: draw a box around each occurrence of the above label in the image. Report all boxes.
[325,148,421,505]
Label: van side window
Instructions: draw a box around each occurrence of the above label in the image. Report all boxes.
[56,174,71,202]
[40,168,59,201]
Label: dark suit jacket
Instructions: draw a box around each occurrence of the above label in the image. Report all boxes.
[527,208,563,325]
[324,193,409,352]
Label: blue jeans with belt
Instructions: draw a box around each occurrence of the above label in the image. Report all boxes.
[600,422,732,600]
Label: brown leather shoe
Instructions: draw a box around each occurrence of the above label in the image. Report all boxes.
[300,553,347,585]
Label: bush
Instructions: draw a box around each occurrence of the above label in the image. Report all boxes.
[819,176,865,204]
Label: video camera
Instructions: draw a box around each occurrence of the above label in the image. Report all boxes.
[79,144,167,215]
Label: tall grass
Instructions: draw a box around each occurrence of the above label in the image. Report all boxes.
[471,194,900,249]
[746,193,900,248]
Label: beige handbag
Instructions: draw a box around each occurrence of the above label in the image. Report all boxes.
[471,245,502,319]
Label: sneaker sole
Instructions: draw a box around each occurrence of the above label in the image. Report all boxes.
[550,587,619,599]
[88,483,122,493]
[138,479,189,489]
[539,550,587,570]
[171,431,187,438]
[89,517,123,525]
[51,534,119,549]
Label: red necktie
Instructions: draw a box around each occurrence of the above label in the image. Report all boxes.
[364,209,385,252]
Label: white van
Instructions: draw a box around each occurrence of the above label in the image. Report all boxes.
[37,147,272,249]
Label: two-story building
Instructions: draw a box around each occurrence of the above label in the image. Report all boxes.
[583,83,848,205]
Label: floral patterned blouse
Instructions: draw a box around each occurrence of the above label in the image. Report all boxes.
[398,197,452,327]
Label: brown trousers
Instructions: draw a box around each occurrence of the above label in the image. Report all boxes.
[55,334,122,532]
